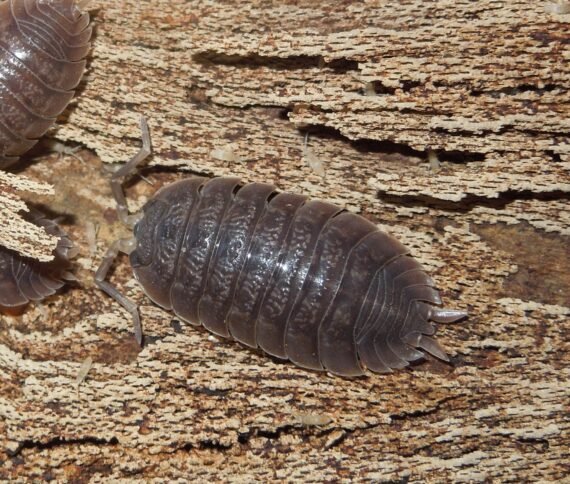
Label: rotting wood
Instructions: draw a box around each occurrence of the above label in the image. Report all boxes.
[0,0,568,481]
[0,171,58,261]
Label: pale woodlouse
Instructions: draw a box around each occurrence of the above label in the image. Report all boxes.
[96,119,466,377]
[0,0,92,168]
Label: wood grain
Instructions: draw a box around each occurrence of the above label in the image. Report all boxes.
[0,0,568,481]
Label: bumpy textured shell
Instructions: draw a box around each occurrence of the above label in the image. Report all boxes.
[0,0,92,168]
[130,177,461,376]
[0,209,74,307]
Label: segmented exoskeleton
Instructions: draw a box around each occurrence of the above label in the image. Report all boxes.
[0,209,74,307]
[96,119,466,377]
[0,0,92,168]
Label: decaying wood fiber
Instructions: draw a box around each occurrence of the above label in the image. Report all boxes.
[0,171,58,261]
[0,0,569,481]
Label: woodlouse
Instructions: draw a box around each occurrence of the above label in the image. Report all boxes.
[96,119,466,377]
[0,0,92,169]
[0,209,74,307]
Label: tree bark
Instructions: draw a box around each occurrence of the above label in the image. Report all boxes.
[1,0,568,481]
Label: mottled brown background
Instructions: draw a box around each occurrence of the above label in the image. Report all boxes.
[1,1,569,481]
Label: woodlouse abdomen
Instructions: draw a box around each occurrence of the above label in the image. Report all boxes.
[0,209,74,307]
[129,177,465,376]
[0,0,92,168]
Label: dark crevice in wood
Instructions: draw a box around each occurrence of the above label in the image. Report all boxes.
[193,386,231,397]
[400,80,423,91]
[362,80,396,95]
[8,436,119,457]
[516,437,550,450]
[546,151,562,163]
[181,439,233,452]
[434,125,569,138]
[232,395,462,453]
[470,83,561,97]
[142,334,162,345]
[391,395,462,422]
[436,150,486,163]
[193,52,359,73]
[377,189,570,213]
[170,319,183,333]
[300,124,486,163]
[256,426,298,441]
[362,80,423,95]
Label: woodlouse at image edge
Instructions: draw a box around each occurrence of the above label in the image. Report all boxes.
[0,0,92,169]
[0,209,74,306]
[0,0,91,304]
[96,119,467,377]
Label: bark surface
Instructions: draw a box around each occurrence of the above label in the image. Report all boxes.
[0,1,568,481]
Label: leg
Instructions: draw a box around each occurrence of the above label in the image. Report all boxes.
[95,238,143,345]
[111,117,152,228]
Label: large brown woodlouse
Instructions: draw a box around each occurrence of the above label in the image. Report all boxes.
[0,0,92,169]
[0,209,74,307]
[96,119,467,377]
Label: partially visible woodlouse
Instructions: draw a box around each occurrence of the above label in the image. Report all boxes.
[0,209,75,307]
[0,0,92,169]
[96,119,467,377]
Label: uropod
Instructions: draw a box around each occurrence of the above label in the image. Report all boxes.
[96,119,467,377]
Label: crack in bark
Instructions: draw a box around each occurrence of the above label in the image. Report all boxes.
[298,124,487,163]
[182,439,233,452]
[193,52,359,73]
[229,395,464,453]
[363,80,423,95]
[434,125,570,138]
[7,436,119,458]
[470,84,562,97]
[390,395,463,422]
[377,189,570,213]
